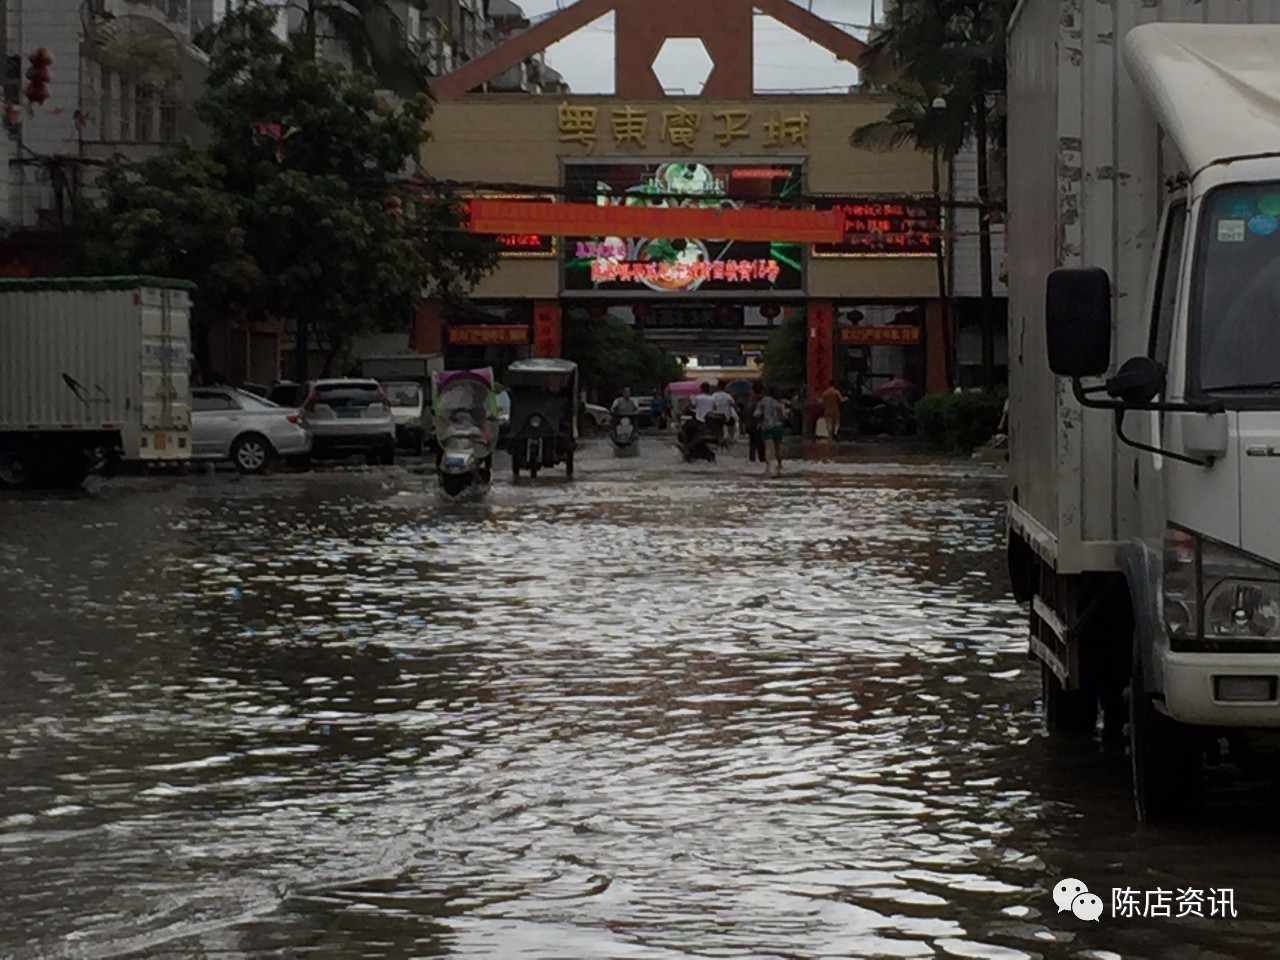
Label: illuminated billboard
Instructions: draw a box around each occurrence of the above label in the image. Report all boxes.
[562,160,805,296]
[812,199,940,258]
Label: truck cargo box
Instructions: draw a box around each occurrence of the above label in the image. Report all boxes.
[1006,0,1280,574]
[0,276,194,479]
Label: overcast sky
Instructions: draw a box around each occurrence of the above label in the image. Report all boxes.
[514,0,879,95]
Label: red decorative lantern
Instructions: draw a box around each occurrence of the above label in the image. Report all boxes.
[24,48,52,107]
[760,304,780,320]
[587,305,606,319]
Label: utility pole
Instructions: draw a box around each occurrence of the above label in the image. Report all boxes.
[974,79,996,390]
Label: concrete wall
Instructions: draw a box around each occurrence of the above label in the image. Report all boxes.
[422,94,943,300]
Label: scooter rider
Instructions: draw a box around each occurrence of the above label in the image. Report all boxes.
[611,386,639,418]
[681,382,716,446]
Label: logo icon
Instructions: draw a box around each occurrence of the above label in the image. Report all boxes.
[1054,878,1102,921]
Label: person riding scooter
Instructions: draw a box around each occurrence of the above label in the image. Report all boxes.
[678,383,719,462]
[609,387,641,456]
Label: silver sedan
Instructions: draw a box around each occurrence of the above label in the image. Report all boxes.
[191,387,312,474]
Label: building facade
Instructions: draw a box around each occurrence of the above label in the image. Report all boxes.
[418,92,952,397]
[2,0,209,235]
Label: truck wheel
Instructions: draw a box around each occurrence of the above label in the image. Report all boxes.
[231,433,273,474]
[0,445,36,489]
[1041,662,1097,736]
[1129,646,1203,821]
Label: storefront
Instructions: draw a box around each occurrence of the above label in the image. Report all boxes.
[417,92,952,398]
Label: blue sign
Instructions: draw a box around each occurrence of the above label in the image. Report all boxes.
[1249,214,1279,237]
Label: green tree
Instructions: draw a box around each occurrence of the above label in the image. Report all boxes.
[562,311,681,394]
[761,312,804,395]
[77,0,497,381]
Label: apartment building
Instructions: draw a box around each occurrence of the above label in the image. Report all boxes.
[2,0,209,232]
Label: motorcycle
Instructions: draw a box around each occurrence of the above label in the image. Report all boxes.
[432,368,500,499]
[677,413,718,463]
[610,412,640,457]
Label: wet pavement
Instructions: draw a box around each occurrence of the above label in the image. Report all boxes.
[3,439,1280,959]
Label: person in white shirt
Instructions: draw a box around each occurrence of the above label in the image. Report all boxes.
[709,382,740,440]
[690,382,716,422]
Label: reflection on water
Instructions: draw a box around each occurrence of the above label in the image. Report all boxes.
[2,448,1280,959]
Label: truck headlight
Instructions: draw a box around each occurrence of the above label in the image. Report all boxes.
[1164,527,1280,641]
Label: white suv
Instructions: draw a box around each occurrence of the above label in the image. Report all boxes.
[302,379,397,465]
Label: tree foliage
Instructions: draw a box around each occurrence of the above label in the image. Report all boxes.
[75,0,497,378]
[761,313,805,395]
[561,311,682,394]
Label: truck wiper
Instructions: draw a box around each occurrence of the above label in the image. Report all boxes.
[1204,381,1280,393]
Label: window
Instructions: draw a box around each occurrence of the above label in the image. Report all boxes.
[193,391,239,412]
[135,84,155,142]
[1149,199,1187,366]
[314,383,383,410]
[3,55,20,104]
[159,92,178,142]
[118,82,132,142]
[99,68,115,140]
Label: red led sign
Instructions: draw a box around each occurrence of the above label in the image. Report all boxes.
[813,200,940,257]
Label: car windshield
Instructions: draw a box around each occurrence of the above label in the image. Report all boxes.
[384,382,421,406]
[314,383,382,408]
[1194,182,1280,393]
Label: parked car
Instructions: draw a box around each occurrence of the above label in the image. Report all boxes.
[582,402,612,431]
[301,378,397,465]
[382,380,427,454]
[191,386,311,474]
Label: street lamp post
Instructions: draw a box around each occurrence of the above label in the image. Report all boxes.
[931,96,954,390]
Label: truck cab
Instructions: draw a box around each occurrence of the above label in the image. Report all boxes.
[1008,16,1280,820]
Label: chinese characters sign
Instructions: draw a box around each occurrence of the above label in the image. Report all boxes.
[497,233,555,256]
[806,301,834,405]
[591,259,781,285]
[563,160,805,296]
[558,102,811,154]
[448,324,529,346]
[533,301,560,358]
[813,200,940,258]
[840,325,922,345]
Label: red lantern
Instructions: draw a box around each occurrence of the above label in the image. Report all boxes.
[760,304,780,320]
[24,48,52,107]
[587,305,606,319]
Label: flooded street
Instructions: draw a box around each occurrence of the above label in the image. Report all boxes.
[4,442,1280,960]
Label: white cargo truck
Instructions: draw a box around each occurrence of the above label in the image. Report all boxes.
[0,277,194,488]
[1007,2,1280,820]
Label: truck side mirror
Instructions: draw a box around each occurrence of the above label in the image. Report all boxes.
[1046,267,1112,377]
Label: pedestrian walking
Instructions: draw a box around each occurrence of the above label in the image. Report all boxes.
[756,386,786,476]
[820,380,845,442]
[745,381,765,463]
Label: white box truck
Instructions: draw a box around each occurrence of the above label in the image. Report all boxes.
[0,277,193,488]
[1007,1,1280,820]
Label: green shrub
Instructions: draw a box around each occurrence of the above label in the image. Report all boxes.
[913,389,1007,454]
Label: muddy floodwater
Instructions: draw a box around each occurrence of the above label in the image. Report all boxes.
[3,443,1280,959]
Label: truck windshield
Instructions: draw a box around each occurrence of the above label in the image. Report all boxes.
[1195,182,1280,394]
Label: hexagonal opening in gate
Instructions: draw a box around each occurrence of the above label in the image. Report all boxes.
[651,37,715,95]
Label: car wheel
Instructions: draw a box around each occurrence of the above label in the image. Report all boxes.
[231,433,273,474]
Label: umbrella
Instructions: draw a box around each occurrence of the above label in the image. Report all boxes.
[668,379,713,396]
[874,377,913,397]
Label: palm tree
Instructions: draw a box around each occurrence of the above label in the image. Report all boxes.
[851,82,967,388]
[862,0,1016,389]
